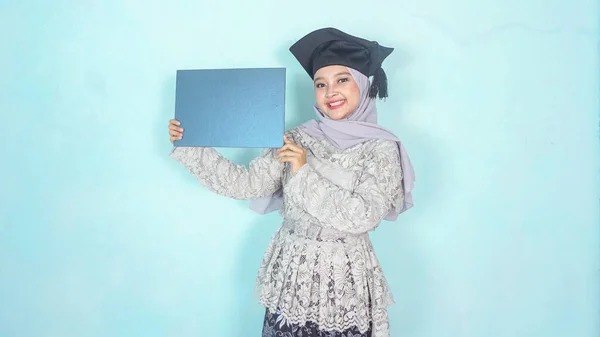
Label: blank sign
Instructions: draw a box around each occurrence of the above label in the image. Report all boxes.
[174,67,286,148]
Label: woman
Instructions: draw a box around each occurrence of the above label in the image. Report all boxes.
[167,27,415,337]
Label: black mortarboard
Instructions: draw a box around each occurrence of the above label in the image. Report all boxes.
[289,27,394,99]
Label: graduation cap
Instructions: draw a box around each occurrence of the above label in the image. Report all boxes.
[289,27,393,99]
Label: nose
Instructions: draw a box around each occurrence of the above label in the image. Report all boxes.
[326,89,338,98]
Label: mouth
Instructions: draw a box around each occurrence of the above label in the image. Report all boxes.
[327,99,346,110]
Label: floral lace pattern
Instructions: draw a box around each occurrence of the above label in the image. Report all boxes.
[170,128,403,337]
[262,307,372,337]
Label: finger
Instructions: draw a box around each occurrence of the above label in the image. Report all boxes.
[276,149,300,156]
[169,130,182,137]
[278,143,303,154]
[278,156,298,164]
[169,124,184,132]
[170,119,181,126]
[276,151,300,160]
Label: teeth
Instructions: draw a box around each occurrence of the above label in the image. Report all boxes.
[329,100,344,107]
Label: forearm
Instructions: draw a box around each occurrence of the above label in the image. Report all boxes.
[284,164,399,233]
[170,147,283,200]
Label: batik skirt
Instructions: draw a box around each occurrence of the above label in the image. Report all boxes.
[262,308,372,337]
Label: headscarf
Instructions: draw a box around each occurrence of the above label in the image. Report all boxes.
[249,67,414,221]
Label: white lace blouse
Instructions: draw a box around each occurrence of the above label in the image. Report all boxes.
[169,127,404,337]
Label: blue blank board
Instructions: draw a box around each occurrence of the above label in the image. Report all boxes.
[173,67,286,148]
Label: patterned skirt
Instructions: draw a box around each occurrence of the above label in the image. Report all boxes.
[262,308,372,337]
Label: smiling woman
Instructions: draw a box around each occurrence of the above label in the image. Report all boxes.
[313,66,361,120]
[168,27,415,337]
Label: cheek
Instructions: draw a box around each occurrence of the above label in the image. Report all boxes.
[314,90,327,108]
[347,85,361,108]
[352,84,361,98]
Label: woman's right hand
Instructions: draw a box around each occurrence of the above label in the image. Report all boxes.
[168,119,184,144]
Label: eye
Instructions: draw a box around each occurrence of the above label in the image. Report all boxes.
[315,83,325,88]
[338,77,349,84]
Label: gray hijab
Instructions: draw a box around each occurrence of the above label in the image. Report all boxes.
[249,67,415,221]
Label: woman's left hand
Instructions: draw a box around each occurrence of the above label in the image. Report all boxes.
[276,135,307,175]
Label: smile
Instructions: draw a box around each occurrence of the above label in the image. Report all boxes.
[327,99,346,109]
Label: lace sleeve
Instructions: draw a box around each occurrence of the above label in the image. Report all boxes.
[169,146,284,200]
[283,140,403,233]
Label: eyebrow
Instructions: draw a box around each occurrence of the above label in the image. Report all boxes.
[314,71,352,82]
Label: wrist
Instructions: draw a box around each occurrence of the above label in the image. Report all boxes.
[293,163,306,175]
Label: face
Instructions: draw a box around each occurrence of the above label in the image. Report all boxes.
[313,65,361,120]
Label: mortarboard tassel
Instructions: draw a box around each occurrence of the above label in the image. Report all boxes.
[369,67,388,99]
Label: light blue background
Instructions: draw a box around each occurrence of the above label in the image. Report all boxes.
[1,1,598,337]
